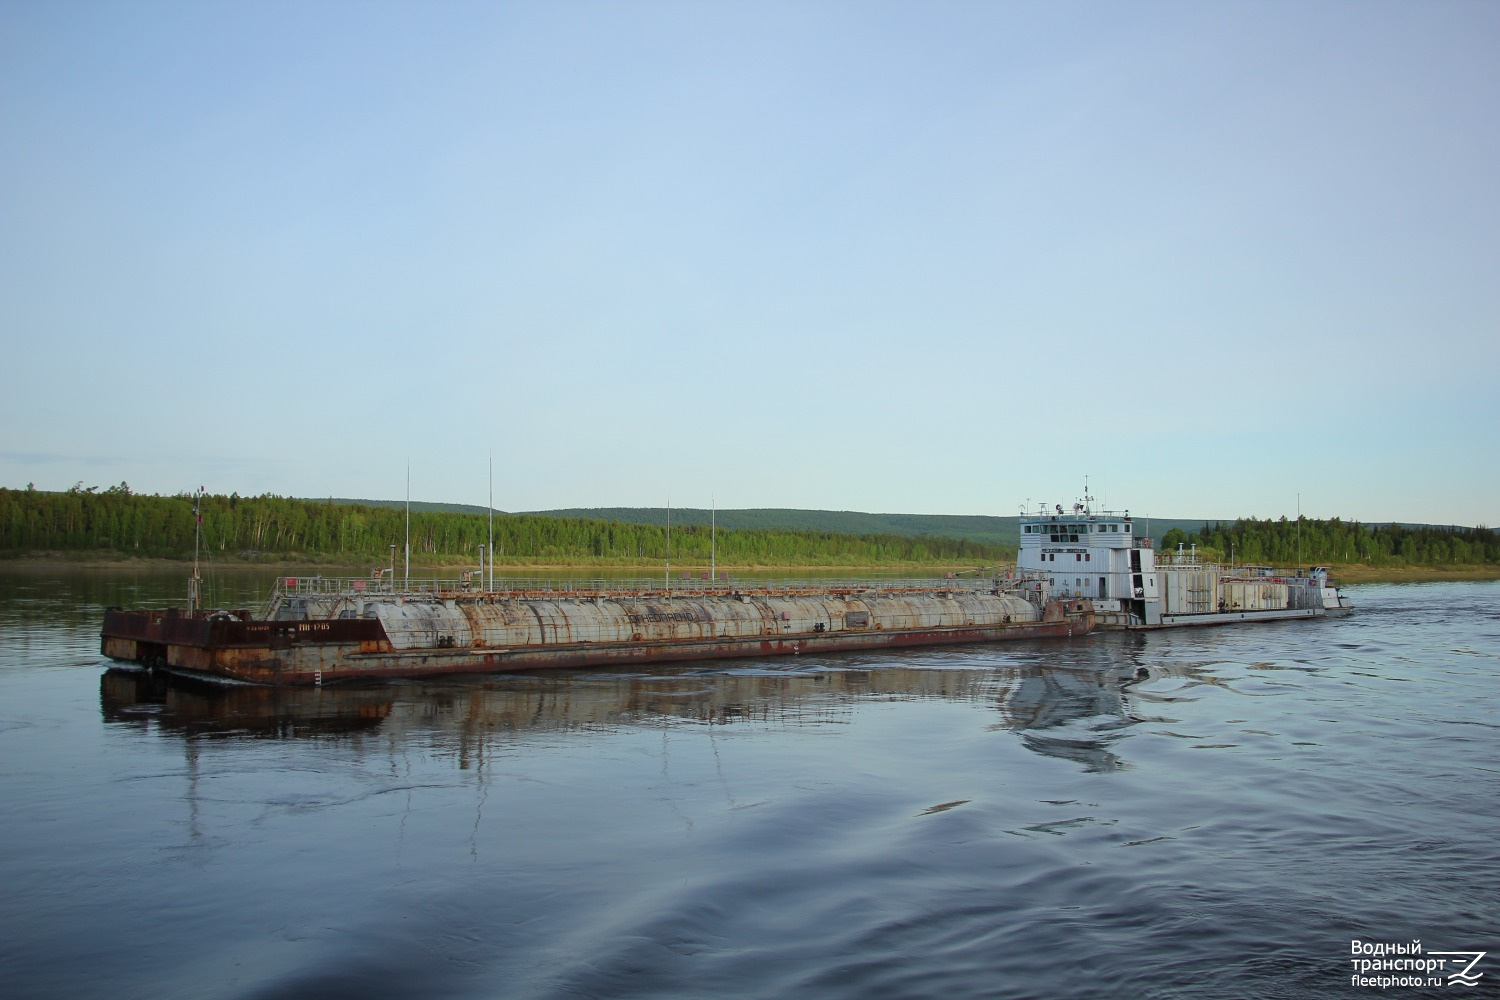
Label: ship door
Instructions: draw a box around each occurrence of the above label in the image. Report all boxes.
[1099,576,1107,598]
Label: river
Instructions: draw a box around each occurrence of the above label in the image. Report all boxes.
[1,568,1496,998]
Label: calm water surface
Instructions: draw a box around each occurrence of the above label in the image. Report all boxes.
[1,569,1496,999]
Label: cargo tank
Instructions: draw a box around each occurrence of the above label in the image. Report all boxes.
[102,575,1094,686]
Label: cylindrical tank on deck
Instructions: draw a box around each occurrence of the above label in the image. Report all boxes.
[361,590,1042,650]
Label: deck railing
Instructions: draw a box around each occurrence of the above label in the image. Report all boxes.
[266,573,1037,603]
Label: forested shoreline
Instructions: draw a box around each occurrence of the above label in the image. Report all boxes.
[2,485,1495,570]
[0,485,1001,567]
[1159,516,1498,568]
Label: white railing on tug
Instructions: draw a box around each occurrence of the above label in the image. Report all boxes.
[1154,550,1206,567]
[1023,502,1135,519]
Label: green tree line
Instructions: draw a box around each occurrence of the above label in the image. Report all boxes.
[1159,516,1499,567]
[7,486,1494,568]
[0,485,1004,567]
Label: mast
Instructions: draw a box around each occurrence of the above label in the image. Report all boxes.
[488,452,494,591]
[404,462,410,590]
[711,495,716,586]
[665,497,671,595]
[189,486,204,613]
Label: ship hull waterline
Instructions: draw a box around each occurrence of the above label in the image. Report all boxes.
[102,608,1092,686]
[1097,606,1331,630]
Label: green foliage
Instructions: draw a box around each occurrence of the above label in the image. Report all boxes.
[0,487,1007,566]
[1181,516,1499,568]
[1160,527,1189,551]
[5,487,1493,569]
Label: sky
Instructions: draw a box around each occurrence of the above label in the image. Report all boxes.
[2,0,1496,526]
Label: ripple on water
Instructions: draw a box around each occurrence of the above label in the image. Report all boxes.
[1,575,1498,999]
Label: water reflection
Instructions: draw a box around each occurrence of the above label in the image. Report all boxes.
[99,634,1188,771]
[100,668,393,738]
[992,635,1151,772]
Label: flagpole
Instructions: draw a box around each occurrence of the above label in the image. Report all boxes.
[190,485,203,613]
[404,462,410,590]
[488,452,494,591]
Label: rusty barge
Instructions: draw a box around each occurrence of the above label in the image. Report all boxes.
[99,488,1354,684]
[101,575,1095,686]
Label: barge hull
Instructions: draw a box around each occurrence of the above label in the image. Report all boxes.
[103,602,1093,686]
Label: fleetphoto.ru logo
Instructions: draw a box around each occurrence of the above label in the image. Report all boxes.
[1350,940,1486,989]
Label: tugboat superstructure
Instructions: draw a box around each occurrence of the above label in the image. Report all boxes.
[1017,491,1352,628]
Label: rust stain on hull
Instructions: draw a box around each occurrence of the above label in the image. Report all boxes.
[102,594,1095,687]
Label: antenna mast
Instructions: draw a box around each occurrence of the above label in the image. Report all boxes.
[404,462,410,590]
[488,452,494,591]
[189,486,204,613]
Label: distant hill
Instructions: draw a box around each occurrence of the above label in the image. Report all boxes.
[526,507,1214,549]
[322,497,499,516]
[318,497,1255,548]
[533,508,1018,546]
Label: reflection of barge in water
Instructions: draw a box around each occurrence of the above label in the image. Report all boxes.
[99,643,1153,772]
[102,575,1094,686]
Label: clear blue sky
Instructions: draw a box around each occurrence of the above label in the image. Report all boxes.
[3,0,1496,526]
